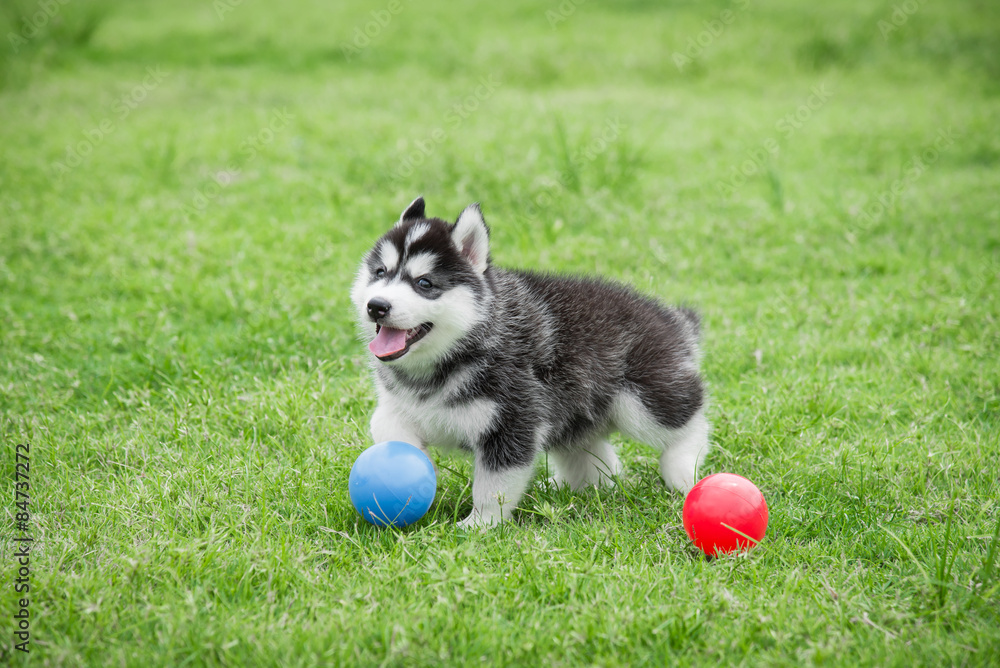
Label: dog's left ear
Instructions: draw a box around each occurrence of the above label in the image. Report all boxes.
[452,203,490,274]
[396,196,425,225]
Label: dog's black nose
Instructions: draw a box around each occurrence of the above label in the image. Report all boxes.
[367,298,391,320]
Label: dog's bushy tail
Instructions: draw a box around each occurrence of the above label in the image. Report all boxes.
[677,306,701,338]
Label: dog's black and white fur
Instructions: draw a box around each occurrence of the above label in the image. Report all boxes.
[351,197,710,528]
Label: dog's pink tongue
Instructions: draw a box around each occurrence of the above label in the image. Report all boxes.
[369,327,408,358]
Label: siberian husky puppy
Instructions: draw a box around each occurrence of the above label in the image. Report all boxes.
[351,197,709,528]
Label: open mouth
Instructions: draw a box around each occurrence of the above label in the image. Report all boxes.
[369,323,433,361]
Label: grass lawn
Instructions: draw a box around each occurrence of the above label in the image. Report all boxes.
[2,0,999,665]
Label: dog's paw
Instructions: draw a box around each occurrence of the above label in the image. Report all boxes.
[546,474,570,489]
[661,470,696,495]
[456,511,502,531]
[547,473,615,492]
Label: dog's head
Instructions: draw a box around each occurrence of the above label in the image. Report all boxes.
[351,197,492,372]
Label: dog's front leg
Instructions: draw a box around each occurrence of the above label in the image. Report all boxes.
[458,431,538,529]
[370,402,430,459]
[457,463,536,529]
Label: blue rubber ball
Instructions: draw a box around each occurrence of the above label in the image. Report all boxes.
[349,441,436,527]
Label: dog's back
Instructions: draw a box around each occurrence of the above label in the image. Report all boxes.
[481,269,705,449]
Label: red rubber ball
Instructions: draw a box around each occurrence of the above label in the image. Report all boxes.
[683,473,768,556]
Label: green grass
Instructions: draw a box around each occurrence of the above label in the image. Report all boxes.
[2,0,999,665]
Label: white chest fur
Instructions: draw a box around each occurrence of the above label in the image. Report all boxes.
[372,373,497,451]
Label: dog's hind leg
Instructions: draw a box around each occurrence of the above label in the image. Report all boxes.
[654,409,710,492]
[612,392,710,493]
[547,439,622,491]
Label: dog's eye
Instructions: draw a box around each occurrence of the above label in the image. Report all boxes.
[417,277,433,290]
[375,267,386,278]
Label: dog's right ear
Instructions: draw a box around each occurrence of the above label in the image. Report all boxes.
[396,196,425,225]
[452,203,490,274]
